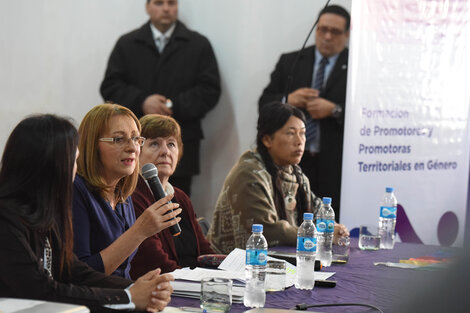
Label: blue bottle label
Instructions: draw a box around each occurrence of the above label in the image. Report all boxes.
[380,206,397,218]
[297,237,317,252]
[316,219,334,233]
[246,249,268,266]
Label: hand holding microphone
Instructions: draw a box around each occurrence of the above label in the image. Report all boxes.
[142,163,182,236]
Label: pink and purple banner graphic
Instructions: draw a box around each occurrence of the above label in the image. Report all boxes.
[341,0,470,246]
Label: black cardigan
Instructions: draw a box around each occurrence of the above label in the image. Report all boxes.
[0,207,132,312]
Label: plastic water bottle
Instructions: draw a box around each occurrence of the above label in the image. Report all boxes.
[316,197,335,267]
[295,213,317,290]
[379,187,397,249]
[244,224,268,308]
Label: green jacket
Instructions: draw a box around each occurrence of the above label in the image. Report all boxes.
[208,150,321,254]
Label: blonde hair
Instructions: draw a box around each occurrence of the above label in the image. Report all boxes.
[139,114,183,162]
[77,103,141,202]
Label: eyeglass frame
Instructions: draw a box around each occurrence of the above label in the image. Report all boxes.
[316,25,346,37]
[99,136,146,147]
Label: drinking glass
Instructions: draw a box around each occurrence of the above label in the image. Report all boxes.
[200,277,232,312]
[265,260,286,291]
[358,225,381,251]
[333,236,350,263]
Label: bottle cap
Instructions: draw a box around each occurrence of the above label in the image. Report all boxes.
[322,197,332,205]
[252,224,263,232]
[386,187,394,193]
[303,213,313,220]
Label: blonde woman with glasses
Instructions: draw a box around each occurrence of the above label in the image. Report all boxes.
[72,103,181,283]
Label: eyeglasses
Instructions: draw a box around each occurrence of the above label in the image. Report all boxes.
[317,26,345,37]
[99,136,146,147]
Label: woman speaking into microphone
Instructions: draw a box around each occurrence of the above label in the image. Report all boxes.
[72,103,181,280]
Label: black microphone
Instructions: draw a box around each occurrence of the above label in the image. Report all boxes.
[283,0,331,102]
[141,163,181,236]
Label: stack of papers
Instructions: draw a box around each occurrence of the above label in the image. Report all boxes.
[217,248,334,287]
[169,248,335,302]
[170,278,244,303]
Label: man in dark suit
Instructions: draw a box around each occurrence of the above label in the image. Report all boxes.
[259,5,350,220]
[101,0,221,195]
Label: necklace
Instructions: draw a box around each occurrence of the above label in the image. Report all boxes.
[278,165,298,212]
[43,237,53,278]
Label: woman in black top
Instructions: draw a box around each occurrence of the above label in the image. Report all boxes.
[0,114,173,312]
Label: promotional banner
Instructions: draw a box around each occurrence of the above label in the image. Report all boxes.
[341,0,470,246]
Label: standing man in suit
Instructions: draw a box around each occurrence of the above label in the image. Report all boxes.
[259,5,350,220]
[100,0,221,195]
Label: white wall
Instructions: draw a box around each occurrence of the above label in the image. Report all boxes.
[0,0,351,220]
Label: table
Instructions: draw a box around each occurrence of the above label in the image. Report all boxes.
[170,239,454,313]
[0,298,89,312]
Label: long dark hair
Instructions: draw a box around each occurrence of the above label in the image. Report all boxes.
[0,114,78,274]
[256,101,309,222]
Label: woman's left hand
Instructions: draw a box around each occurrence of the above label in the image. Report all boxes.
[146,273,174,312]
[333,223,349,244]
[129,269,174,312]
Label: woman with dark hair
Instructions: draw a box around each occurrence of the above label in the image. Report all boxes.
[0,114,173,312]
[208,102,348,254]
[130,114,214,277]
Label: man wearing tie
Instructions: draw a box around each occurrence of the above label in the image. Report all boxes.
[259,5,350,219]
[101,0,221,195]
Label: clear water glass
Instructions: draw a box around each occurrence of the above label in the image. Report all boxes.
[200,277,232,312]
[265,260,286,291]
[333,236,350,263]
[359,225,381,251]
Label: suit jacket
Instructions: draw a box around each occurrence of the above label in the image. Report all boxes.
[259,46,348,217]
[0,207,131,313]
[130,176,213,278]
[100,21,221,176]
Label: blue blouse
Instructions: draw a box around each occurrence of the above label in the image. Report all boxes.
[72,175,137,279]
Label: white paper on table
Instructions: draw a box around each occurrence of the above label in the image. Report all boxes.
[0,298,88,313]
[217,248,246,272]
[373,262,448,270]
[168,249,336,304]
[217,248,335,288]
[218,248,298,273]
[0,299,44,313]
[170,267,245,284]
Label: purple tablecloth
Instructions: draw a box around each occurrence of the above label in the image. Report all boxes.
[170,239,452,313]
